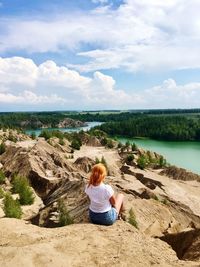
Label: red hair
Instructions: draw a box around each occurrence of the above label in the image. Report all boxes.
[88,163,107,187]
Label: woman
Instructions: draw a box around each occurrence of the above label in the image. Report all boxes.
[85,163,124,226]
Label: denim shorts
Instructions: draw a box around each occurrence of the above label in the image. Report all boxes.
[89,208,118,226]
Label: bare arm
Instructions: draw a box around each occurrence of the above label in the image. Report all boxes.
[109,195,116,208]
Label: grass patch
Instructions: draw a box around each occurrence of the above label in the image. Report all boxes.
[128,208,138,229]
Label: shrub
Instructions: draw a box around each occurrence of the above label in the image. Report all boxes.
[0,170,6,184]
[117,142,122,148]
[8,132,17,142]
[125,141,130,147]
[39,130,52,140]
[137,155,147,170]
[128,208,138,229]
[126,154,134,162]
[30,132,36,140]
[153,195,159,201]
[0,187,5,198]
[58,198,74,226]
[159,156,167,167]
[101,156,108,169]
[59,138,65,146]
[95,157,100,164]
[161,199,168,205]
[3,193,22,219]
[12,175,34,205]
[131,143,137,151]
[106,139,114,148]
[101,137,108,146]
[71,139,81,150]
[0,142,6,155]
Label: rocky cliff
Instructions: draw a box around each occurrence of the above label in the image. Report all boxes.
[0,133,200,266]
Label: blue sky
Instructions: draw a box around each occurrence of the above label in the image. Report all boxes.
[1,0,200,111]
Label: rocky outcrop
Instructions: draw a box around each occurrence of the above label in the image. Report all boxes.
[80,132,102,146]
[0,140,77,198]
[160,229,200,261]
[160,166,200,182]
[73,157,95,173]
[57,118,87,128]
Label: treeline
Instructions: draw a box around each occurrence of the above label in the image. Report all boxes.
[0,111,141,129]
[94,115,200,141]
[0,112,70,129]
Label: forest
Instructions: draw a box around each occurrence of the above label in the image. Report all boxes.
[0,110,200,141]
[94,115,200,141]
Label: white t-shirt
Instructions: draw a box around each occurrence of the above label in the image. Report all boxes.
[85,183,114,213]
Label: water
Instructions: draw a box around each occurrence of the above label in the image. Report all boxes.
[26,122,200,174]
[117,137,200,174]
[25,121,102,136]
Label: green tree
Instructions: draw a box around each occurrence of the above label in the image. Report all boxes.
[12,175,34,205]
[3,193,22,219]
[30,132,36,140]
[71,139,81,150]
[58,198,74,226]
[0,170,6,184]
[126,154,134,162]
[0,142,6,155]
[137,155,147,170]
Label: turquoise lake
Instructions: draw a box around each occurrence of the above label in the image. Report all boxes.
[117,137,200,175]
[25,121,102,136]
[26,122,200,174]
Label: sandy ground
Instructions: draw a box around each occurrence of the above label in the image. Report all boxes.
[0,218,198,267]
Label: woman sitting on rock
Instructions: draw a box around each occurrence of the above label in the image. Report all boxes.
[85,163,124,226]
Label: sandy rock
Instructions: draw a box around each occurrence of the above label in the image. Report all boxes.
[58,118,86,128]
[73,156,95,173]
[0,218,198,267]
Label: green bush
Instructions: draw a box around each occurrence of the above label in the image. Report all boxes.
[159,156,167,167]
[128,208,138,229]
[125,141,130,147]
[126,154,134,162]
[3,193,22,219]
[137,155,147,170]
[58,198,74,226]
[71,139,81,150]
[131,143,137,151]
[39,129,52,140]
[59,138,65,146]
[106,139,114,148]
[30,132,36,140]
[95,157,100,164]
[0,170,6,184]
[8,132,17,142]
[0,142,6,155]
[117,142,122,148]
[12,175,34,205]
[101,137,108,146]
[0,187,5,198]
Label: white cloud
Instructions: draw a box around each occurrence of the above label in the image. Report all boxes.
[1,57,200,110]
[0,57,132,108]
[1,0,200,73]
[0,90,65,105]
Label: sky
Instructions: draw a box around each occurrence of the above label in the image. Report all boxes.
[0,0,200,111]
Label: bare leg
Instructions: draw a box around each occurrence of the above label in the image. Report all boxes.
[114,193,124,214]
